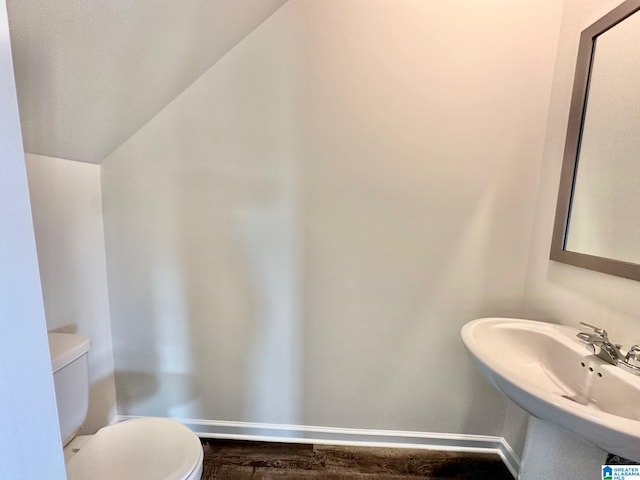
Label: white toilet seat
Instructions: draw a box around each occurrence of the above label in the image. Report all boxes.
[66,418,203,480]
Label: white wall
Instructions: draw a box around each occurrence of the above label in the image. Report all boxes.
[0,2,66,477]
[102,0,562,438]
[25,153,117,434]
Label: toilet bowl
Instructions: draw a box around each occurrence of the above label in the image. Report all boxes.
[65,418,203,480]
[48,333,203,480]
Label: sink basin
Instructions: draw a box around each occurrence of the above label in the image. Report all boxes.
[462,317,640,461]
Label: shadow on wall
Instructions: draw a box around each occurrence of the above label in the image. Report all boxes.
[114,370,202,417]
[86,372,118,432]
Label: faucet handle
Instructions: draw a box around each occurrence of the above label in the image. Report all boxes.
[579,322,608,339]
[625,345,640,365]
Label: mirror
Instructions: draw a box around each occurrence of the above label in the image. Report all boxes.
[551,0,640,281]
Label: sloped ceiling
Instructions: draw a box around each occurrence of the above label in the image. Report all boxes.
[7,0,289,164]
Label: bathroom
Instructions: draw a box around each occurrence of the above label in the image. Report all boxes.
[1,0,639,478]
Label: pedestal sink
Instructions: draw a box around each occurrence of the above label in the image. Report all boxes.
[461,317,640,468]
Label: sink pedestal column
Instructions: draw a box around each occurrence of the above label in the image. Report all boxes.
[519,416,607,480]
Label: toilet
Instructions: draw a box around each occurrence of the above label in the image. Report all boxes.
[48,332,203,480]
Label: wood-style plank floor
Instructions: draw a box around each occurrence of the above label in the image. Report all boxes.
[200,439,514,479]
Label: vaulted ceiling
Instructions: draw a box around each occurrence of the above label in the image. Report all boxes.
[7,0,289,164]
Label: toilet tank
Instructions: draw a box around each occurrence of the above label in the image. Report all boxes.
[48,333,91,445]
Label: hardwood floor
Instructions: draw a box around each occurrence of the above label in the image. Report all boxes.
[200,439,515,479]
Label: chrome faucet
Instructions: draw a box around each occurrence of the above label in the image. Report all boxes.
[576,322,640,375]
[576,322,622,365]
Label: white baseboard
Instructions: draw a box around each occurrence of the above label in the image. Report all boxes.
[497,438,520,479]
[118,415,520,478]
